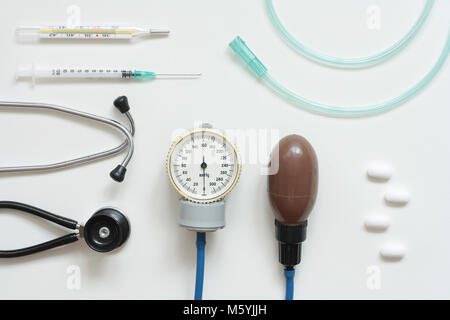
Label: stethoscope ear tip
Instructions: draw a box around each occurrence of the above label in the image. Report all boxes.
[113,96,130,114]
[110,165,127,182]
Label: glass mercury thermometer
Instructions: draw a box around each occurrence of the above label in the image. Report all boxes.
[16,25,169,40]
[16,64,201,85]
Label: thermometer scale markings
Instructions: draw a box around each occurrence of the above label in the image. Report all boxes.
[40,26,142,39]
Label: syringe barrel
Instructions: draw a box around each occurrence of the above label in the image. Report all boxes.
[45,68,132,78]
[16,66,135,80]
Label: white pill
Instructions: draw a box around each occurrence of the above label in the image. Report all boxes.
[364,215,391,231]
[367,164,393,181]
[384,189,410,205]
[380,243,406,260]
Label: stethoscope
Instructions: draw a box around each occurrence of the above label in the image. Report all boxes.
[0,201,130,258]
[0,95,134,182]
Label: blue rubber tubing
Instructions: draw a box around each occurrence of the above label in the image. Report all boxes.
[194,232,206,300]
[284,268,295,300]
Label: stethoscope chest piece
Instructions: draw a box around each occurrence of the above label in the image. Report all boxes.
[0,201,130,258]
[83,208,130,253]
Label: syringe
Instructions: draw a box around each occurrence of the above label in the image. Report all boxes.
[16,25,169,40]
[16,64,201,85]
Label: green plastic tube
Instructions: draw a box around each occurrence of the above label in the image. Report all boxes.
[229,33,449,117]
[265,0,435,68]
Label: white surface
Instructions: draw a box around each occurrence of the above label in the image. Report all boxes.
[0,0,449,299]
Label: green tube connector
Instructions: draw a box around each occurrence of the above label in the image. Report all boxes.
[229,36,267,77]
[134,70,156,79]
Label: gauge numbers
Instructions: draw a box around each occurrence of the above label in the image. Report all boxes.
[167,129,241,203]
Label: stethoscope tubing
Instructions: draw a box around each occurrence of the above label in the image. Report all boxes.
[0,100,134,172]
[0,201,80,258]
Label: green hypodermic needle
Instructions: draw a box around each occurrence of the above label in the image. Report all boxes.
[16,64,201,84]
[134,71,202,79]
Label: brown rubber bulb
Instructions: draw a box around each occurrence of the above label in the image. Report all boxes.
[268,134,318,226]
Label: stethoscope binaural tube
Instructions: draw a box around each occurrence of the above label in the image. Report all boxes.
[0,201,130,258]
[0,96,135,182]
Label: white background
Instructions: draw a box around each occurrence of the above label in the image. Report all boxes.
[0,0,449,299]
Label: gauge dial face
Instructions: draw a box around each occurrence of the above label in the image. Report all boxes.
[167,129,241,203]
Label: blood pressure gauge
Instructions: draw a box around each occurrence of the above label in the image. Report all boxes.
[167,124,241,231]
